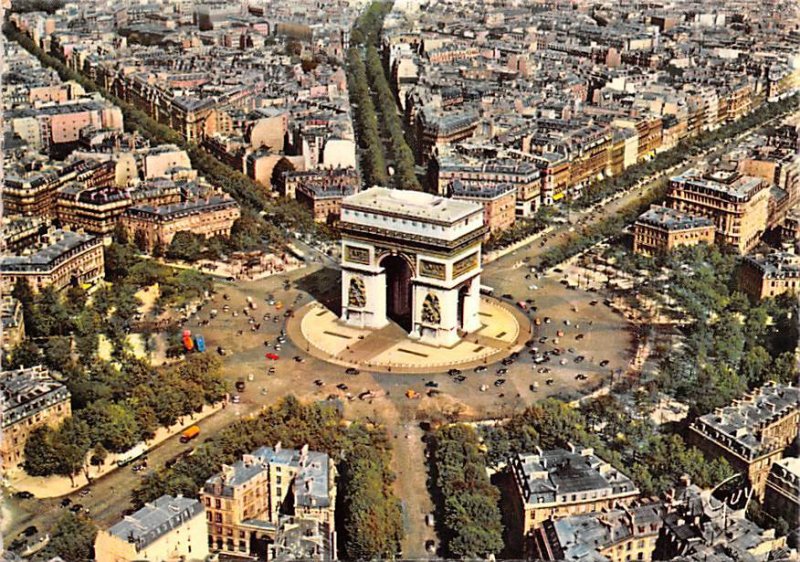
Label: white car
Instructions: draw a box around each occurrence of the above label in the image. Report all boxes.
[528,284,538,290]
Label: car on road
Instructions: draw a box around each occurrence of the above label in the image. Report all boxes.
[425,381,439,388]
[268,367,276,375]
[453,375,466,383]
[544,317,552,324]
[496,368,508,375]
[69,504,84,513]
[60,498,72,508]
[575,355,585,363]
[345,368,360,375]
[575,373,587,380]
[265,353,279,360]
[15,491,34,499]
[426,540,436,553]
[590,300,599,306]
[530,383,539,392]
[599,360,610,367]
[494,379,506,387]
[336,383,348,391]
[293,356,305,363]
[232,395,241,404]
[448,368,462,376]
[502,357,515,366]
[538,336,548,343]
[501,293,513,300]
[217,347,227,356]
[474,365,487,373]
[576,334,585,340]
[537,367,551,374]
[314,379,325,386]
[235,379,246,392]
[546,378,555,385]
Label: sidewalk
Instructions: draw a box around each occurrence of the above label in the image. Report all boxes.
[8,402,223,498]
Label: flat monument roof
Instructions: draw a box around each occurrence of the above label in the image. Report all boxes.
[342,186,481,224]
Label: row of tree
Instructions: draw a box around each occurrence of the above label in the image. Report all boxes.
[428,425,504,558]
[132,396,404,560]
[347,47,390,186]
[23,354,227,485]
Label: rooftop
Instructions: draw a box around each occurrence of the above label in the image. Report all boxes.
[636,205,714,231]
[342,187,481,224]
[107,495,204,550]
[0,365,70,429]
[692,382,800,459]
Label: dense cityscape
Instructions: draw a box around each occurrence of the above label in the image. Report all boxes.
[0,0,798,561]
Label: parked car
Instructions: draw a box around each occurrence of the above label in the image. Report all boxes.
[496,368,508,375]
[15,491,34,500]
[448,368,462,376]
[494,379,506,387]
[474,365,487,373]
[346,368,360,375]
[425,381,439,388]
[599,360,610,367]
[265,353,279,360]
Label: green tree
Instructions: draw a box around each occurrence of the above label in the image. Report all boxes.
[166,231,204,261]
[80,401,140,453]
[42,513,97,561]
[23,426,62,476]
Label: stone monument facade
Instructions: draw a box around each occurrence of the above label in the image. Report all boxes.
[339,187,487,346]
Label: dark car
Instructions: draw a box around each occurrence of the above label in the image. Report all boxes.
[544,317,552,324]
[510,352,520,359]
[453,375,466,383]
[448,368,462,376]
[590,300,599,306]
[474,365,487,373]
[336,383,348,391]
[502,293,514,300]
[502,358,514,366]
[22,526,38,537]
[494,379,506,387]
[599,360,610,367]
[496,368,508,375]
[575,373,587,380]
[15,491,34,500]
[235,380,246,392]
[69,504,84,513]
[60,498,72,508]
[576,334,585,340]
[546,378,555,385]
[345,368,360,375]
[425,381,439,388]
[314,379,325,386]
[575,355,585,363]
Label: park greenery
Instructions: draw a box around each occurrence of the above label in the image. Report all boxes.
[132,396,404,560]
[6,241,223,484]
[347,2,421,190]
[604,244,799,416]
[428,425,504,559]
[40,513,97,561]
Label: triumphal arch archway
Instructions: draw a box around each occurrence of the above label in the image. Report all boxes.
[339,187,487,347]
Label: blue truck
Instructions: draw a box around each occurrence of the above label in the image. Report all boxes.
[194,335,206,352]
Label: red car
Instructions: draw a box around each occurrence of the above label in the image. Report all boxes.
[265,353,279,360]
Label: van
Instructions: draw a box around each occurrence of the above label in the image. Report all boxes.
[180,426,200,443]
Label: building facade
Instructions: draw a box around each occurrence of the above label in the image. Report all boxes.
[450,182,517,236]
[95,495,209,562]
[121,196,241,251]
[201,444,336,559]
[666,169,770,254]
[339,187,487,346]
[738,251,800,301]
[688,382,800,498]
[632,205,715,255]
[510,445,640,540]
[763,457,799,528]
[0,229,105,292]
[0,365,71,472]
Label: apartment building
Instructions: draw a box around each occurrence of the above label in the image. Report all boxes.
[57,182,183,235]
[688,382,800,498]
[415,108,478,165]
[200,443,336,559]
[121,195,240,251]
[738,251,800,300]
[95,495,209,562]
[0,229,105,292]
[632,205,715,255]
[1,296,26,352]
[666,169,771,254]
[0,365,71,472]
[531,502,664,562]
[510,445,640,538]
[4,159,116,218]
[290,168,360,223]
[763,457,799,528]
[449,181,517,235]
